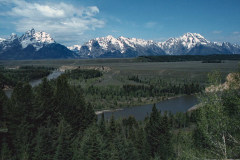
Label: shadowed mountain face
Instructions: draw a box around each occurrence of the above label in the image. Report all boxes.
[1,29,240,60]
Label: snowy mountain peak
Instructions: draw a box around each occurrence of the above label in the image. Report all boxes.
[0,29,75,60]
[18,28,55,50]
[183,32,201,37]
[119,36,126,39]
[19,28,35,41]
[158,33,210,54]
[181,33,209,43]
[26,28,35,36]
[10,33,18,40]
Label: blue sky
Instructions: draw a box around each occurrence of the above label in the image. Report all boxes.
[0,0,240,46]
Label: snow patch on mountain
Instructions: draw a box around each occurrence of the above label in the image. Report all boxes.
[67,45,81,52]
[0,38,5,43]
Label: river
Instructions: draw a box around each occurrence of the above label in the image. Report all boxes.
[4,70,63,97]
[97,95,198,121]
[4,71,198,121]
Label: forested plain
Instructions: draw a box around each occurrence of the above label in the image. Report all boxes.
[0,58,240,159]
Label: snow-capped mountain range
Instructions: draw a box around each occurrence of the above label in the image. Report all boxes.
[0,29,240,60]
[68,32,240,58]
[72,35,165,58]
[0,29,75,60]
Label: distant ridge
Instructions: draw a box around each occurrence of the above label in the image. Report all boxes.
[0,29,240,60]
[69,33,240,58]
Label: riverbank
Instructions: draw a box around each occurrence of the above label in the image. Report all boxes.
[94,94,198,116]
[95,108,123,115]
[187,103,202,112]
[3,70,63,98]
[96,95,198,120]
[94,94,185,113]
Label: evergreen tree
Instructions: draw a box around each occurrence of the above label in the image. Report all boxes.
[125,141,139,160]
[145,104,162,157]
[9,83,35,159]
[113,133,127,160]
[54,75,72,116]
[145,104,173,159]
[108,115,117,141]
[135,127,149,160]
[158,112,173,159]
[0,89,8,149]
[32,119,57,160]
[10,83,34,123]
[0,89,8,123]
[53,119,73,160]
[99,113,106,136]
[54,76,96,132]
[73,125,103,160]
[0,139,13,160]
[35,78,56,125]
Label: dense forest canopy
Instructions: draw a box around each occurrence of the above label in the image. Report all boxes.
[0,66,240,159]
[0,66,54,88]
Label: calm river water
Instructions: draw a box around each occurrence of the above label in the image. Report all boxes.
[97,95,198,121]
[4,70,63,97]
[4,71,198,121]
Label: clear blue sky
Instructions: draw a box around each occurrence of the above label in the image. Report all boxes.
[0,0,240,46]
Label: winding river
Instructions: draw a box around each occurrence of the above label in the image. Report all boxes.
[4,71,198,121]
[4,70,63,97]
[97,95,198,121]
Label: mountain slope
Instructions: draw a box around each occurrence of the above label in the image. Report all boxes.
[69,35,165,58]
[157,33,210,55]
[0,29,75,60]
[69,33,240,58]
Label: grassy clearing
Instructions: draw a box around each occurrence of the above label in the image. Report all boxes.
[1,59,238,87]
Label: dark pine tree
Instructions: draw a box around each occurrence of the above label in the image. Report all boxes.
[145,104,162,157]
[34,78,56,125]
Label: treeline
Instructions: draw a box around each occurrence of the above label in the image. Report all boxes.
[137,54,240,62]
[202,59,223,63]
[85,79,202,109]
[0,66,54,88]
[63,69,103,80]
[123,83,201,96]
